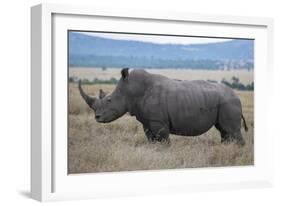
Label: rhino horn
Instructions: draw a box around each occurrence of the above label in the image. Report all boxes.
[78,80,97,107]
[99,89,107,99]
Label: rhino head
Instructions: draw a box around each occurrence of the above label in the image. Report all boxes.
[78,68,130,123]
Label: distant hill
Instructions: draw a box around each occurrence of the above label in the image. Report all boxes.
[69,32,254,70]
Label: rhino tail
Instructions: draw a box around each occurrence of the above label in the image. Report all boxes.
[241,114,248,132]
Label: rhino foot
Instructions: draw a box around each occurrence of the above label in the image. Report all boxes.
[148,137,157,144]
[160,137,170,145]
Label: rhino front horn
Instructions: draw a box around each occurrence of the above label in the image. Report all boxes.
[78,80,97,107]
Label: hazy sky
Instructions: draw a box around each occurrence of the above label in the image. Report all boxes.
[79,32,233,45]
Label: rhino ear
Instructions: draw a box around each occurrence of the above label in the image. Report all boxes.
[121,68,129,80]
[99,89,107,99]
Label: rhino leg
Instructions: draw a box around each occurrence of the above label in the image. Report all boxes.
[232,131,245,146]
[143,125,156,143]
[216,102,246,146]
[149,121,170,144]
[220,132,231,144]
[215,123,231,144]
[215,123,245,146]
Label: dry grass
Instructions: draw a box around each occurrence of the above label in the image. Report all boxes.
[68,80,254,174]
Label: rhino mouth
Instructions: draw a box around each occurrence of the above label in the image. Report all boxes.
[96,119,113,124]
[96,109,121,123]
[95,115,105,123]
[96,118,105,123]
[95,115,111,123]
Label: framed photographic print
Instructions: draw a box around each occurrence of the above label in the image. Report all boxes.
[31,3,274,201]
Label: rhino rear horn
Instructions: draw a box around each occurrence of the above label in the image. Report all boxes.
[121,68,129,80]
[99,89,107,99]
[78,80,97,107]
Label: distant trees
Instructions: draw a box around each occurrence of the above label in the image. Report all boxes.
[70,77,118,85]
[69,77,75,83]
[220,76,254,91]
[69,54,254,70]
[72,75,254,91]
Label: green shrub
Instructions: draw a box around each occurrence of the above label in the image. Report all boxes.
[221,77,254,91]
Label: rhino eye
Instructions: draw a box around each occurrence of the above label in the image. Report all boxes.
[106,97,111,102]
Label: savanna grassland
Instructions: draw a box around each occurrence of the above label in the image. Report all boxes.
[68,68,254,174]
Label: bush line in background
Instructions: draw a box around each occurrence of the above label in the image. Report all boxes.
[69,76,254,91]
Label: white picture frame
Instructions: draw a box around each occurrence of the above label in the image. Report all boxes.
[31,3,274,202]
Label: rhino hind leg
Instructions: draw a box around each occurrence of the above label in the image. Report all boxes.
[232,131,245,146]
[220,132,231,144]
[215,123,245,146]
[215,123,231,144]
[216,102,245,146]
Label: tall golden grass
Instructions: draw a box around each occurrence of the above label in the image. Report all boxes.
[68,82,254,174]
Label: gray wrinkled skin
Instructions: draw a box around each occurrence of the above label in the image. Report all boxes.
[79,68,248,146]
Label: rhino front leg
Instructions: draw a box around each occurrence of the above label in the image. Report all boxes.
[142,125,156,143]
[149,121,170,145]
